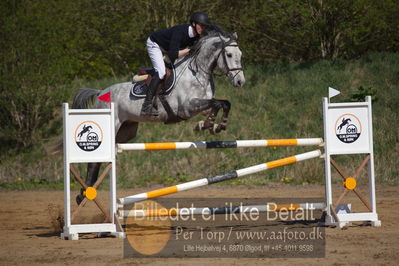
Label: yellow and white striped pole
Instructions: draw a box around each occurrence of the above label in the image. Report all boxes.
[117,138,323,152]
[118,150,322,205]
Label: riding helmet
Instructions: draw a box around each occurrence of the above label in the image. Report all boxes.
[190,11,210,26]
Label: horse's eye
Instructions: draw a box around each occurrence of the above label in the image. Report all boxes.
[227,53,233,58]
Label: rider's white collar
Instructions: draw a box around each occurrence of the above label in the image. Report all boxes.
[188,26,195,38]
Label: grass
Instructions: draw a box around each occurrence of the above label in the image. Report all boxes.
[1,52,398,190]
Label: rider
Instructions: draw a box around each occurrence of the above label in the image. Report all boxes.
[141,11,211,117]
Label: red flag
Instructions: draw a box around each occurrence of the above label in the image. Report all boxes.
[98,91,111,103]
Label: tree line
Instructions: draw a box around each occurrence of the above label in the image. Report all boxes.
[1,0,398,151]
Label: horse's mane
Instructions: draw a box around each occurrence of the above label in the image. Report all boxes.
[190,24,232,54]
[175,24,235,70]
[205,24,230,38]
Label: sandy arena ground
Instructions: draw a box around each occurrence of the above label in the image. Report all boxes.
[0,184,398,265]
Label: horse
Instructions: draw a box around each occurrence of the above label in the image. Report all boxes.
[72,30,245,203]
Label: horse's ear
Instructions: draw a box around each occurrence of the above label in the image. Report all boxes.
[232,32,238,40]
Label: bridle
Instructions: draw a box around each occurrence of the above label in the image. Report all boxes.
[213,35,243,80]
[186,34,243,80]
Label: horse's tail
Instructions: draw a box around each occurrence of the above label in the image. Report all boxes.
[45,88,101,155]
[72,88,101,109]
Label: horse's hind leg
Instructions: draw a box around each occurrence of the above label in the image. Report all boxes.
[115,121,139,143]
[87,163,102,185]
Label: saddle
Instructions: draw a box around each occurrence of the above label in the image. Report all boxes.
[130,63,176,99]
[130,63,183,124]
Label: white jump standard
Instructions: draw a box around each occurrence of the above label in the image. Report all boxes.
[323,96,381,228]
[61,103,124,240]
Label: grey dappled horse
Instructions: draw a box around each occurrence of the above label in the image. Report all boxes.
[72,31,245,203]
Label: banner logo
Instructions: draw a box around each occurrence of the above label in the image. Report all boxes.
[74,121,103,151]
[334,114,362,144]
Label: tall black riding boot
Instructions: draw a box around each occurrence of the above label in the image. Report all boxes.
[141,74,160,116]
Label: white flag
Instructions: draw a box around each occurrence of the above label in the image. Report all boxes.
[328,87,340,99]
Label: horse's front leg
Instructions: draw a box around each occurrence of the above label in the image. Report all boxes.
[189,98,230,134]
[213,100,231,134]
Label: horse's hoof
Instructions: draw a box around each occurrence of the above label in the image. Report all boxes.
[209,124,219,135]
[194,120,205,131]
[203,120,214,129]
[217,124,226,132]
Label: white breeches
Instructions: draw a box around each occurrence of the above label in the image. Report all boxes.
[146,37,166,79]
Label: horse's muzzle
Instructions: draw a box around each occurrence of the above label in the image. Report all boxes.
[232,72,245,87]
